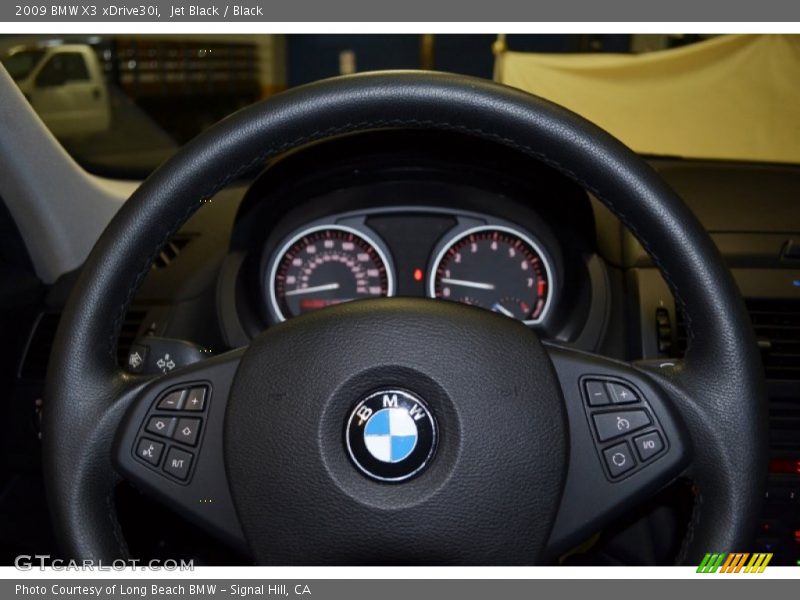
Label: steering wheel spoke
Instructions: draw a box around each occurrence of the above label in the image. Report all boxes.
[543,343,691,559]
[113,348,248,554]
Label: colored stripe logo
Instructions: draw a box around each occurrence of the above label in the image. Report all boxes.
[697,552,772,573]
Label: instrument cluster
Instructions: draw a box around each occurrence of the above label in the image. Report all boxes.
[262,208,558,327]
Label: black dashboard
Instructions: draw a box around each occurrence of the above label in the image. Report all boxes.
[4,129,800,565]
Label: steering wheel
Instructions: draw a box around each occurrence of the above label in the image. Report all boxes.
[42,71,766,565]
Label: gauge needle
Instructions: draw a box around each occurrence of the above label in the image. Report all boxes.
[285,282,341,296]
[492,303,515,318]
[440,278,496,291]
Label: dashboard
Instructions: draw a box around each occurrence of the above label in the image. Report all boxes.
[6,127,799,565]
[215,130,608,352]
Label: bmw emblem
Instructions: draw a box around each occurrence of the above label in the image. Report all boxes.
[345,389,437,482]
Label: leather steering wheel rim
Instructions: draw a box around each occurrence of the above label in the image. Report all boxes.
[42,71,767,564]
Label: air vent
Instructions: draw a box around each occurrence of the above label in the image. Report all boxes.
[673,299,800,381]
[117,308,148,366]
[19,309,150,380]
[151,234,195,270]
[769,398,800,451]
[18,312,61,380]
[747,299,800,381]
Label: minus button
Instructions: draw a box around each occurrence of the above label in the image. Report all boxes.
[585,380,612,406]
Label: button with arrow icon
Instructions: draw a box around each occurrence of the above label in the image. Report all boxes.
[173,417,201,446]
[145,416,177,438]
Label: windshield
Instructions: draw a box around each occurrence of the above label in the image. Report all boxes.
[1,49,45,80]
[0,34,796,179]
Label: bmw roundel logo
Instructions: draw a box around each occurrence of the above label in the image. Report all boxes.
[345,389,437,482]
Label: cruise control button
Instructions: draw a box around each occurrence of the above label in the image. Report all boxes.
[603,442,636,477]
[173,418,201,446]
[163,447,193,481]
[145,416,177,439]
[593,410,651,441]
[184,387,207,411]
[157,389,186,411]
[136,438,164,466]
[633,431,664,461]
[607,382,639,404]
[584,380,612,406]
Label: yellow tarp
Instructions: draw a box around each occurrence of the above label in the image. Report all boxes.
[496,35,800,164]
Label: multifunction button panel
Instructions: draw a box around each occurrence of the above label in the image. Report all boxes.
[582,377,667,481]
[132,384,209,483]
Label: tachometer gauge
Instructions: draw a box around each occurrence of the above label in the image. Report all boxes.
[428,225,553,325]
[268,225,394,321]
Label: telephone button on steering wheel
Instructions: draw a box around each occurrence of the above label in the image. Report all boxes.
[136,438,164,466]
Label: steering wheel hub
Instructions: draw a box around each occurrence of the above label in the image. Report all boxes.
[223,298,568,564]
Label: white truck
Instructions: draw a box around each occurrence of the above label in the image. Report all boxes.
[1,44,111,139]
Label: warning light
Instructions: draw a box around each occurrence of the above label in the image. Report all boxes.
[413,268,424,282]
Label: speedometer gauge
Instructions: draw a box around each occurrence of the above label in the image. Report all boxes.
[268,225,394,321]
[428,225,553,325]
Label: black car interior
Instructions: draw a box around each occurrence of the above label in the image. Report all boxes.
[0,71,798,566]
